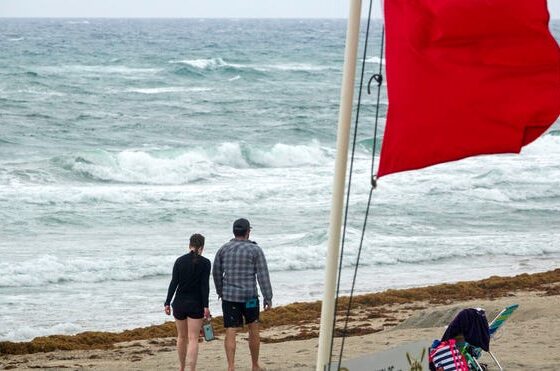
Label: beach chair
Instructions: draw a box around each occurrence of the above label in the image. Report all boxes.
[461,304,519,371]
[429,304,519,371]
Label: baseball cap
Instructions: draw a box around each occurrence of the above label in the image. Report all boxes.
[233,218,251,235]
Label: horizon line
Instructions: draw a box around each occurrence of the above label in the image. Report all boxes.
[0,16,386,20]
[2,16,559,20]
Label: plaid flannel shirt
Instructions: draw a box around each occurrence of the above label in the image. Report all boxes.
[212,239,273,306]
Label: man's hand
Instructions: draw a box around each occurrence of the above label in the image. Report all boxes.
[164,305,171,316]
[204,307,211,319]
[264,302,272,311]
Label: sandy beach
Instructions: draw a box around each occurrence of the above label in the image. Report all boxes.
[1,269,558,370]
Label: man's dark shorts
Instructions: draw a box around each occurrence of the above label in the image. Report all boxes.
[222,299,259,328]
[172,299,204,320]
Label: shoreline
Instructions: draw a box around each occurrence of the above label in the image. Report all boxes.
[0,269,558,360]
[3,292,559,370]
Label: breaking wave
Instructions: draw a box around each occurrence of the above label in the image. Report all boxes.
[55,141,328,185]
[3,235,555,289]
[169,57,330,73]
[0,255,172,288]
[1,323,85,342]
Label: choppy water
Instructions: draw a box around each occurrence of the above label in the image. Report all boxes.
[1,19,559,341]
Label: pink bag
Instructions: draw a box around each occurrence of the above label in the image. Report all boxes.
[429,339,468,371]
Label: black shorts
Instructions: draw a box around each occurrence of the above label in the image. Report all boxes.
[222,299,259,328]
[172,300,204,320]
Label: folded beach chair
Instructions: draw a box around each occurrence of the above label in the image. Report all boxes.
[429,304,519,371]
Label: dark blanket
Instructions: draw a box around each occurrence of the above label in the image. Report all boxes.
[442,308,490,351]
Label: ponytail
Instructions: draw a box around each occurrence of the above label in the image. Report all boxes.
[189,233,205,264]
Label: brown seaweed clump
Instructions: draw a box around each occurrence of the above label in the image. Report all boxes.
[1,269,558,355]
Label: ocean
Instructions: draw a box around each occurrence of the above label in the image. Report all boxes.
[0,19,559,342]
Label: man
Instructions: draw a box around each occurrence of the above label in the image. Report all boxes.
[213,218,273,371]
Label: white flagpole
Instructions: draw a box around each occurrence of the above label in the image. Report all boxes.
[316,0,363,370]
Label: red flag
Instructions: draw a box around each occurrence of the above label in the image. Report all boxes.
[378,0,560,178]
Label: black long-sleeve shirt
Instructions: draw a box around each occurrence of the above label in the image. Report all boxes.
[165,251,211,308]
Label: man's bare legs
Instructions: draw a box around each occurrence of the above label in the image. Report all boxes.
[224,324,262,371]
[248,322,262,371]
[225,328,237,371]
[186,318,203,371]
[175,319,188,371]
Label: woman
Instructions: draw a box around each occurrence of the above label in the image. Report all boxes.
[165,233,211,371]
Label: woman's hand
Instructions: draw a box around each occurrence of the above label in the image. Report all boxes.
[204,307,211,319]
[164,305,171,316]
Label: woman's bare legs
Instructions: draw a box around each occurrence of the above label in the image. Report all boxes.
[187,317,203,371]
[175,319,189,371]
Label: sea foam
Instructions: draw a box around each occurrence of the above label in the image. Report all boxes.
[169,57,329,72]
[125,87,212,94]
[39,65,161,75]
[62,141,328,185]
[365,56,386,64]
[0,254,173,288]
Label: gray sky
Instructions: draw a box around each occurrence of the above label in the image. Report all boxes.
[1,0,559,19]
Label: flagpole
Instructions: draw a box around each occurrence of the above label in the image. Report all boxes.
[316,0,362,370]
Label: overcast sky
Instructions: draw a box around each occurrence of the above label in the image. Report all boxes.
[1,0,559,19]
